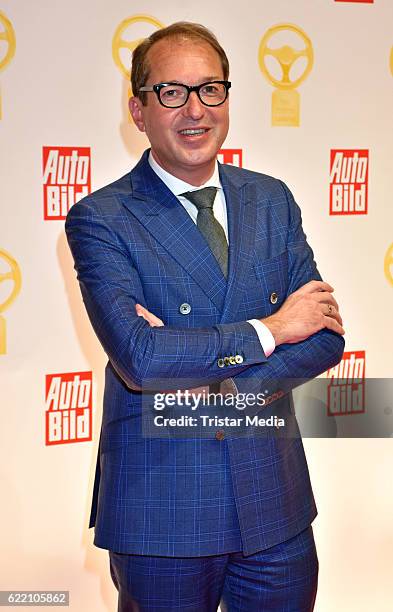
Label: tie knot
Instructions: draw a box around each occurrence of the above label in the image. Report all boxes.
[181,187,218,211]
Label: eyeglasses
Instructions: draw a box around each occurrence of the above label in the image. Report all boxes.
[138,80,231,108]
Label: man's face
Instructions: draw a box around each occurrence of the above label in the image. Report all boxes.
[129,38,229,185]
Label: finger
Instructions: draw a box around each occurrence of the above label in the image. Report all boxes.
[328,295,339,311]
[324,304,343,326]
[135,303,147,314]
[324,316,345,335]
[140,312,164,327]
[295,280,334,296]
[314,292,339,311]
[135,303,164,327]
[323,303,342,325]
[135,303,148,318]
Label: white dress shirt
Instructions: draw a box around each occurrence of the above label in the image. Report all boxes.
[148,152,275,357]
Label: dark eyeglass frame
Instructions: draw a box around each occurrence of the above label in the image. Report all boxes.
[138,80,231,108]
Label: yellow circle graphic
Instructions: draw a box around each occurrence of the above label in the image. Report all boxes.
[0,249,21,313]
[258,23,313,90]
[390,46,393,77]
[0,11,16,72]
[384,243,393,287]
[112,14,164,80]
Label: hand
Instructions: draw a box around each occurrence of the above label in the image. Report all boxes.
[262,280,344,346]
[135,303,164,327]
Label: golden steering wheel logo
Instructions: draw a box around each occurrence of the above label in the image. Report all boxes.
[112,15,164,93]
[0,249,22,354]
[384,243,393,287]
[390,46,393,77]
[258,24,314,127]
[0,11,16,120]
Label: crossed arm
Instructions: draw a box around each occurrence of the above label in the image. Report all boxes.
[66,183,344,394]
[136,279,344,347]
[136,278,345,397]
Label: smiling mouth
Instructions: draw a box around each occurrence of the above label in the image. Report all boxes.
[178,128,210,136]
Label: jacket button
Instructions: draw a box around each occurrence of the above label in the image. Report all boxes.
[224,357,230,366]
[229,356,236,365]
[217,358,225,368]
[215,430,225,441]
[179,303,191,315]
[270,292,278,305]
[235,354,244,364]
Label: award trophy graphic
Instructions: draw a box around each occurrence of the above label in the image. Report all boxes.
[258,24,313,127]
[384,243,393,287]
[0,249,21,354]
[112,15,164,96]
[0,11,16,119]
[390,46,393,77]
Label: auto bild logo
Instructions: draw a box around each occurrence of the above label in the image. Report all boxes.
[45,371,93,445]
[217,149,243,167]
[330,150,369,215]
[326,351,365,416]
[42,147,91,220]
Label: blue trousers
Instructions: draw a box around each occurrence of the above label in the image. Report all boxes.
[109,526,318,611]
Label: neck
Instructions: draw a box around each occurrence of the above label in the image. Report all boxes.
[151,150,216,186]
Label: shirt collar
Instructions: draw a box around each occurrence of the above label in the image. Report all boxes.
[148,151,221,196]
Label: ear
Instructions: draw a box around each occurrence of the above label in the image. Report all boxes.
[129,96,146,132]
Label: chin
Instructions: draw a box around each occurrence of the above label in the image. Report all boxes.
[182,148,216,166]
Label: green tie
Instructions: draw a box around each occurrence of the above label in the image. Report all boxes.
[181,187,228,277]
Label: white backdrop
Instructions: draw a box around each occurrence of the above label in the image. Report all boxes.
[1,1,392,610]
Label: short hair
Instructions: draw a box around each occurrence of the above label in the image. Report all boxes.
[131,22,229,105]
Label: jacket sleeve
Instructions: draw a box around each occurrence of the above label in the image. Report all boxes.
[65,198,267,391]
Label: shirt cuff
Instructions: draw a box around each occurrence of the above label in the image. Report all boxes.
[247,319,276,357]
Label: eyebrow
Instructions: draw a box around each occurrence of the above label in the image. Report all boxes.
[161,76,222,84]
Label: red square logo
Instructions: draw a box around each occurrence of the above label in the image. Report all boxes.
[43,146,91,220]
[326,351,366,416]
[45,371,93,445]
[217,149,243,167]
[330,149,369,215]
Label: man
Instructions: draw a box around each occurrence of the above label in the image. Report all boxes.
[66,22,344,612]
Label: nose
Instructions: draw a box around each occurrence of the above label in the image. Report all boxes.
[182,91,205,120]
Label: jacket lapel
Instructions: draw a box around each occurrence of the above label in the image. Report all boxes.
[120,151,227,312]
[219,165,257,323]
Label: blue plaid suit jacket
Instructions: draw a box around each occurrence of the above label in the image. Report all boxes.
[65,150,344,557]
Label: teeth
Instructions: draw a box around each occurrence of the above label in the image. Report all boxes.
[180,129,207,135]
